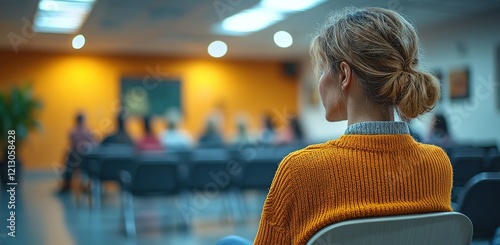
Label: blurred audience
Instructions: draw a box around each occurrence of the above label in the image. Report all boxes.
[275,116,305,145]
[160,117,193,150]
[136,116,163,152]
[198,117,225,147]
[59,112,95,193]
[231,115,254,145]
[101,111,133,145]
[258,114,275,145]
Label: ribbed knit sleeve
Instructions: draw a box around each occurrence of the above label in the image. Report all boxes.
[253,154,298,245]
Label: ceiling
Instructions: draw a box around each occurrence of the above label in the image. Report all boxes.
[1,0,500,60]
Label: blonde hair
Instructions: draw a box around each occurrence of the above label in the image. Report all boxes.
[310,7,440,120]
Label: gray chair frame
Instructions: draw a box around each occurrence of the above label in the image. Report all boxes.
[307,212,473,245]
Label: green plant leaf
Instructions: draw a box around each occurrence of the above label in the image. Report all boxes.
[16,124,28,141]
[1,83,43,143]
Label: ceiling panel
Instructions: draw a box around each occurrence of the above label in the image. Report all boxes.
[0,0,499,59]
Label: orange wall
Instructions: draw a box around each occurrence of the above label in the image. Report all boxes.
[0,51,298,170]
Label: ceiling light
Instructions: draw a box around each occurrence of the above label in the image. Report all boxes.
[208,41,227,58]
[214,0,327,35]
[221,9,284,33]
[34,0,96,33]
[274,31,293,48]
[72,34,85,49]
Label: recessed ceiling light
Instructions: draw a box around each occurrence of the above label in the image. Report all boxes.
[34,0,96,34]
[214,0,327,35]
[221,9,284,33]
[208,41,228,58]
[274,31,293,48]
[72,34,85,49]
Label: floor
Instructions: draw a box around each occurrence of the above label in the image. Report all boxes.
[0,171,493,245]
[1,171,262,245]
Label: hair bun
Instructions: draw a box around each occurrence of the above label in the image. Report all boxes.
[396,70,440,119]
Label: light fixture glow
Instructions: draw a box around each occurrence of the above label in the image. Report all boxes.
[34,0,96,33]
[208,41,227,58]
[260,0,327,12]
[221,9,284,33]
[274,31,293,48]
[38,0,60,11]
[72,34,85,49]
[214,0,327,35]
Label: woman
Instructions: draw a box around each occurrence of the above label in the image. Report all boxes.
[218,6,452,245]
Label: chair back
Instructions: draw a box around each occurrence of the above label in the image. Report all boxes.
[485,155,500,172]
[128,153,181,195]
[188,148,235,190]
[98,156,134,181]
[455,172,500,238]
[239,148,280,190]
[274,143,304,159]
[451,156,484,187]
[307,212,473,245]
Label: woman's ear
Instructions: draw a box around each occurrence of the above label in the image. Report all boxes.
[339,61,352,90]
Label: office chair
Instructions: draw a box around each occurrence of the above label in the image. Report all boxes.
[453,172,500,239]
[120,152,184,237]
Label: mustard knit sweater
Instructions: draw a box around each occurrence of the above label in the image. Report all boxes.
[253,122,453,245]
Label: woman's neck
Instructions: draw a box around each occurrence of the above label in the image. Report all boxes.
[347,101,394,126]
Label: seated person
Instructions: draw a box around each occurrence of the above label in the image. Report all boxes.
[101,111,133,145]
[425,113,455,147]
[218,7,452,245]
[231,115,254,146]
[274,116,305,145]
[257,114,276,145]
[136,116,163,152]
[198,117,225,148]
[160,117,193,150]
[58,112,96,193]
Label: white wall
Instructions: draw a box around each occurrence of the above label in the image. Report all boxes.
[419,12,500,146]
[299,12,500,146]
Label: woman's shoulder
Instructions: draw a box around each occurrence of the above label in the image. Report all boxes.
[278,141,340,168]
[416,142,450,159]
[284,141,334,156]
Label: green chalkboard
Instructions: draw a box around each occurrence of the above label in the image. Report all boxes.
[121,77,181,116]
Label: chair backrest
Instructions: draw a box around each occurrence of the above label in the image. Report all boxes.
[451,156,484,187]
[95,146,135,180]
[188,148,235,190]
[274,143,305,159]
[239,147,280,190]
[485,155,500,172]
[447,146,485,158]
[190,148,229,162]
[129,153,181,195]
[307,212,473,245]
[455,172,500,238]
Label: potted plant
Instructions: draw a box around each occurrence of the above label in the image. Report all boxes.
[0,84,42,186]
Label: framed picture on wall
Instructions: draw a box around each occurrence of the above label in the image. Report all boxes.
[449,67,470,100]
